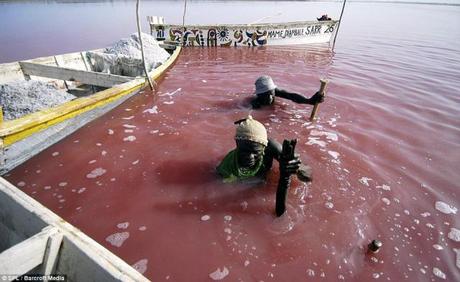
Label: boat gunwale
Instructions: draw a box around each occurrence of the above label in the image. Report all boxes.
[154,20,338,29]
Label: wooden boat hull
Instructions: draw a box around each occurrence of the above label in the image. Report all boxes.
[150,20,339,47]
[0,46,181,174]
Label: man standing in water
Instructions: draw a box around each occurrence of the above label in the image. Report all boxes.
[251,75,325,109]
[217,116,312,216]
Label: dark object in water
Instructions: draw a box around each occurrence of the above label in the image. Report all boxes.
[368,239,383,253]
[276,139,297,217]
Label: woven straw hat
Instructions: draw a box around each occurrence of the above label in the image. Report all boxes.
[254,75,276,94]
[235,115,268,146]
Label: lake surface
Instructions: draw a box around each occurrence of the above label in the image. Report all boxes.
[2,0,460,281]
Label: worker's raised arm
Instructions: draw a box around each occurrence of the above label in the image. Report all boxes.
[275,88,324,105]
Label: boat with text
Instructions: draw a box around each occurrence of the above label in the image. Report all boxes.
[148,16,339,47]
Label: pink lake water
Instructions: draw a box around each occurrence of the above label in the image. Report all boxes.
[2,1,460,281]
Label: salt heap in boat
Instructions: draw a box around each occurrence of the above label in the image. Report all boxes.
[88,32,170,77]
[0,80,75,120]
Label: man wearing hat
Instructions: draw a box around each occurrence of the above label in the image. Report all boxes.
[251,75,324,109]
[217,115,312,185]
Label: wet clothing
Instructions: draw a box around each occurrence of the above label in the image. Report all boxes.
[251,88,316,109]
[217,140,278,183]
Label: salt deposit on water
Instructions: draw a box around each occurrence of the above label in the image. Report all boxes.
[123,136,136,142]
[435,201,458,215]
[453,249,460,269]
[432,244,443,250]
[0,80,75,120]
[432,267,446,279]
[105,232,129,247]
[359,177,372,186]
[117,222,129,229]
[201,215,211,221]
[131,259,148,274]
[448,228,460,242]
[86,167,107,179]
[209,267,229,280]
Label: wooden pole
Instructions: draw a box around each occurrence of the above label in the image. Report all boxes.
[309,79,328,121]
[332,0,347,51]
[182,0,188,46]
[136,0,154,90]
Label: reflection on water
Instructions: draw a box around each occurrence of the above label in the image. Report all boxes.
[2,0,460,281]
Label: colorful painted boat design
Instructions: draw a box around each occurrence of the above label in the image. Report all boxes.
[148,17,339,47]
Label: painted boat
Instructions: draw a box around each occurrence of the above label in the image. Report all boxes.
[148,16,339,47]
[0,45,181,174]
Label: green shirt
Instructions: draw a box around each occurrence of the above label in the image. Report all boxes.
[217,149,264,183]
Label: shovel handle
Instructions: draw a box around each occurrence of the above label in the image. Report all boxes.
[309,79,328,121]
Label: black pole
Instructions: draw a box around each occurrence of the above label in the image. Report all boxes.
[332,0,347,51]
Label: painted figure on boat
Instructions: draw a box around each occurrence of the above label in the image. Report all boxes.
[251,75,325,109]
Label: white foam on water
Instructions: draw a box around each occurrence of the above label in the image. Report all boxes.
[224,215,232,221]
[139,226,147,231]
[435,201,458,215]
[201,215,211,221]
[101,150,107,156]
[421,212,431,217]
[328,151,340,159]
[359,177,372,186]
[159,88,181,97]
[122,116,134,120]
[310,130,338,141]
[117,222,129,229]
[17,181,26,187]
[433,244,444,250]
[108,129,114,135]
[105,232,129,247]
[44,186,51,190]
[52,152,59,157]
[124,129,133,133]
[86,167,107,179]
[453,248,460,269]
[59,182,67,187]
[163,101,174,105]
[132,160,139,165]
[377,184,391,191]
[77,187,86,194]
[131,259,148,274]
[209,267,229,280]
[88,160,96,164]
[432,267,446,279]
[306,137,326,147]
[123,124,136,129]
[382,198,391,205]
[448,228,460,242]
[202,80,207,83]
[123,136,136,142]
[143,105,158,114]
